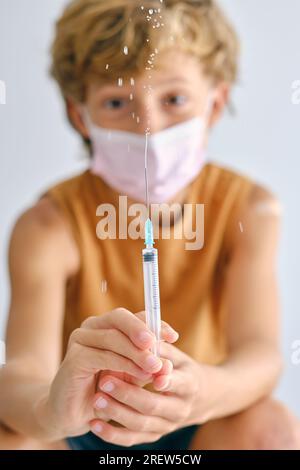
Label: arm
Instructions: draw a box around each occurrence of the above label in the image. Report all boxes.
[201,184,283,420]
[0,197,80,439]
[0,198,176,442]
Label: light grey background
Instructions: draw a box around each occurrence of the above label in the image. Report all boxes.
[0,1,299,414]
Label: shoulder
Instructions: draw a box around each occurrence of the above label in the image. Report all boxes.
[233,182,283,257]
[41,169,90,199]
[9,197,80,279]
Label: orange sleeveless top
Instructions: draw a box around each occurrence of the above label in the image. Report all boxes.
[43,162,254,365]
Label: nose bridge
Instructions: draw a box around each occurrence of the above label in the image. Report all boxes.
[134,92,163,134]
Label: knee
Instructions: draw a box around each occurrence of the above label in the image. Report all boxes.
[243,398,300,450]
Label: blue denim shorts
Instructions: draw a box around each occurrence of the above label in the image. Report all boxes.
[66,425,199,450]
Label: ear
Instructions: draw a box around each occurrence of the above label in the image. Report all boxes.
[66,98,90,139]
[209,82,230,128]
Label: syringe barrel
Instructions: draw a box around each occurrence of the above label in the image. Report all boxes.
[142,247,161,357]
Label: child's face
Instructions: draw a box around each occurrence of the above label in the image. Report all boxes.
[71,50,228,138]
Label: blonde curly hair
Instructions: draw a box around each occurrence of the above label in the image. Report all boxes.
[50,0,240,103]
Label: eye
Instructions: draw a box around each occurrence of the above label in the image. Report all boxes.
[104,98,127,110]
[165,95,188,106]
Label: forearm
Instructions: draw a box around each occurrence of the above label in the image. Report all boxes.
[201,341,283,423]
[0,363,58,442]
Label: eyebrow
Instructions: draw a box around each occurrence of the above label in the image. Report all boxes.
[98,77,190,93]
[155,78,190,87]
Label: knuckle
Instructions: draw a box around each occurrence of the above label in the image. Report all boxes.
[148,433,162,443]
[112,307,129,319]
[80,316,96,328]
[145,400,158,416]
[126,436,137,447]
[68,327,82,345]
[135,310,146,321]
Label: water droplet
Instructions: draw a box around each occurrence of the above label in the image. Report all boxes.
[141,5,144,10]
[132,112,135,119]
[136,116,140,123]
[239,222,244,233]
[155,48,159,54]
[123,46,128,55]
[129,93,133,100]
[101,280,108,294]
[118,78,123,86]
[149,9,154,14]
[130,78,135,86]
[105,64,109,70]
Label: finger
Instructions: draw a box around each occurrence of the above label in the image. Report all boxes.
[98,375,183,422]
[97,370,153,389]
[69,328,163,374]
[69,344,154,381]
[152,375,171,392]
[149,359,174,392]
[97,359,173,389]
[81,308,157,350]
[93,392,174,434]
[135,311,179,344]
[90,419,162,447]
[158,341,187,368]
[152,358,173,378]
[152,370,188,396]
[82,309,179,350]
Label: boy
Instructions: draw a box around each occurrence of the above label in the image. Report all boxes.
[1,0,299,450]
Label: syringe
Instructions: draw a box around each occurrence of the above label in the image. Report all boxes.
[142,218,161,357]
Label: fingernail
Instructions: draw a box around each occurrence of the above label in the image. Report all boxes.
[93,423,103,433]
[138,331,153,343]
[96,397,108,409]
[146,355,162,370]
[160,379,170,390]
[101,381,114,392]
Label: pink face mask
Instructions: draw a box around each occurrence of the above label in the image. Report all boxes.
[82,98,212,204]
